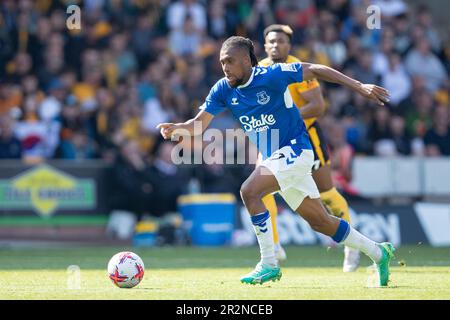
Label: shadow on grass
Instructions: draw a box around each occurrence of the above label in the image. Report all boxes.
[0,246,345,270]
[124,287,165,291]
[395,269,450,274]
[0,245,448,270]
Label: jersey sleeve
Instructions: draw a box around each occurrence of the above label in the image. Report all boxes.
[270,62,304,86]
[199,79,227,116]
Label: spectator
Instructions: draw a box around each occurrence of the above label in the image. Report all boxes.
[13,95,51,161]
[222,0,246,37]
[169,13,202,57]
[326,0,351,23]
[200,148,241,195]
[415,4,442,53]
[317,23,347,69]
[167,0,207,34]
[146,141,190,217]
[142,89,172,135]
[109,33,137,80]
[367,106,395,155]
[21,74,44,100]
[443,42,450,77]
[56,129,98,160]
[373,0,408,18]
[72,50,102,108]
[405,90,434,138]
[92,87,117,158]
[405,37,448,93]
[397,75,427,115]
[295,32,331,66]
[342,34,362,70]
[372,27,395,76]
[389,114,411,155]
[113,101,143,148]
[392,13,411,55]
[275,0,317,45]
[424,106,450,156]
[37,33,65,89]
[0,115,22,159]
[328,120,357,196]
[131,13,159,68]
[182,58,210,112]
[6,52,33,84]
[381,52,411,106]
[351,49,378,86]
[39,78,64,122]
[0,82,22,115]
[109,139,155,220]
[208,0,227,39]
[28,16,52,70]
[335,92,372,152]
[245,0,275,44]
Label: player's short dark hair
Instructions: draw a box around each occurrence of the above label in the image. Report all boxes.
[221,36,258,67]
[263,24,293,42]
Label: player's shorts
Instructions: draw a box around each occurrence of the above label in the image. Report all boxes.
[260,144,320,211]
[307,121,331,171]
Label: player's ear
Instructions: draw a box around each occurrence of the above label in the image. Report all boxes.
[243,54,252,67]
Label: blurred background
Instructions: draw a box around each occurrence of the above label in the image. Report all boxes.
[0,0,449,249]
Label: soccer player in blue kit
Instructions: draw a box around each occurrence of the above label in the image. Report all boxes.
[157,36,395,287]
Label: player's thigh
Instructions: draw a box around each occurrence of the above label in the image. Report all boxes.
[312,163,334,192]
[241,165,280,199]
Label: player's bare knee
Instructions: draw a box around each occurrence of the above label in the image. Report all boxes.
[240,183,259,204]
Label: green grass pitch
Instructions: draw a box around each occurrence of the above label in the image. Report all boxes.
[0,245,449,300]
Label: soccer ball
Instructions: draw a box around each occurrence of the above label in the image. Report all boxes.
[107,251,145,288]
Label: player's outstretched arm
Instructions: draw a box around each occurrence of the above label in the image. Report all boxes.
[301,62,390,106]
[298,86,326,119]
[156,110,214,140]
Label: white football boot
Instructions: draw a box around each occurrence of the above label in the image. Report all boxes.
[343,246,360,272]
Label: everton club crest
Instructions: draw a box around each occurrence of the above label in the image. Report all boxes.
[256,91,270,105]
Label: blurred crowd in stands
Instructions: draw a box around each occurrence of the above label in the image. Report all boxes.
[0,0,449,214]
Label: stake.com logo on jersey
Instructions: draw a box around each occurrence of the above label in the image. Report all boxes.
[239,114,276,133]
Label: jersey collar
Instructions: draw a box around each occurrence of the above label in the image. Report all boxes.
[237,67,255,89]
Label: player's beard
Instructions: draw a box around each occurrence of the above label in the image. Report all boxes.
[271,55,288,64]
[228,77,244,88]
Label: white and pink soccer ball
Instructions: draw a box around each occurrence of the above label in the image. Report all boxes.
[107,251,145,288]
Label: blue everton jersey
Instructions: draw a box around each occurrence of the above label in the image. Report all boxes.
[200,62,312,158]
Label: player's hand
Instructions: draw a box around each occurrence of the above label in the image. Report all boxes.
[156,123,177,140]
[358,84,390,106]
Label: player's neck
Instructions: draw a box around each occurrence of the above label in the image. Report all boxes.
[269,57,288,64]
[241,68,253,84]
